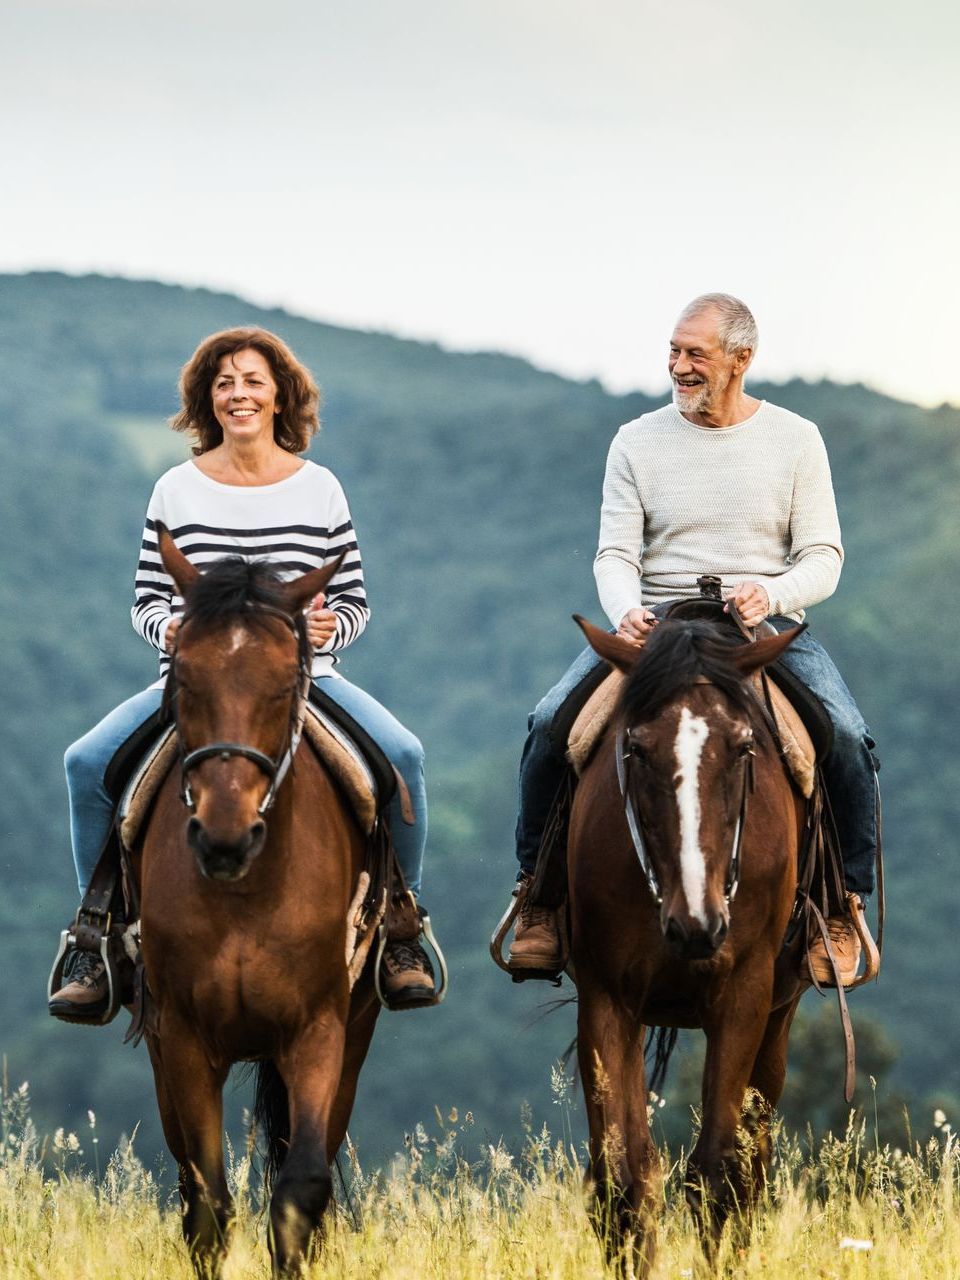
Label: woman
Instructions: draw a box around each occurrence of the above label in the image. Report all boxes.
[50,327,434,1016]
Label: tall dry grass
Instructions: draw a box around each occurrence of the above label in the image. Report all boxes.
[0,1074,956,1279]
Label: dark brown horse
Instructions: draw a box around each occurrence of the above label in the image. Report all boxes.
[570,615,806,1274]
[137,528,381,1277]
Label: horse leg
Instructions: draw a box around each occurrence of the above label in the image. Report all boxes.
[152,1024,232,1278]
[325,996,379,1164]
[744,996,801,1199]
[688,973,773,1254]
[577,981,660,1277]
[145,1034,189,1209]
[269,1014,347,1277]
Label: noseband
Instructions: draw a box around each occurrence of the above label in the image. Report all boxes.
[615,700,756,909]
[171,604,312,817]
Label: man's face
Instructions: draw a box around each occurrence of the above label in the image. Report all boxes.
[668,308,741,415]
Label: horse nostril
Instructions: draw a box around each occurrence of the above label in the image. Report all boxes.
[711,918,729,948]
[186,817,207,855]
[250,820,266,846]
[665,916,687,946]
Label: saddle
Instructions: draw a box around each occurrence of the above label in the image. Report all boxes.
[49,685,437,1030]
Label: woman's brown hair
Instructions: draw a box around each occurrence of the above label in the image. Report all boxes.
[171,327,321,455]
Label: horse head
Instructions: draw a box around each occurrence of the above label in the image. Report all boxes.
[157,523,342,882]
[577,615,802,959]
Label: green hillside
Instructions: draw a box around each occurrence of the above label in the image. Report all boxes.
[0,272,956,1166]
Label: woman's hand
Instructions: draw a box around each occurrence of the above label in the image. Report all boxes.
[725,581,770,628]
[163,617,182,654]
[617,608,659,647]
[306,593,337,649]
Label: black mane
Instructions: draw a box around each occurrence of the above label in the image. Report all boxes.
[182,557,289,627]
[618,618,761,726]
[179,557,312,673]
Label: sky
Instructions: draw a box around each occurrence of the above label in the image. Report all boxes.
[2,0,958,405]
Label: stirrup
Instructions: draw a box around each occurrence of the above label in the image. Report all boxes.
[490,879,565,986]
[373,907,449,1011]
[48,923,123,1026]
[844,891,881,990]
[490,880,526,974]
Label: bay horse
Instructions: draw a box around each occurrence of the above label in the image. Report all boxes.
[137,528,381,1278]
[570,614,806,1274]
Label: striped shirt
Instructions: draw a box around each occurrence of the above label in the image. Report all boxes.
[132,460,369,680]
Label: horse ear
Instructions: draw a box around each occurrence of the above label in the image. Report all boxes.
[731,624,807,676]
[277,553,347,615]
[157,522,199,596]
[573,615,643,673]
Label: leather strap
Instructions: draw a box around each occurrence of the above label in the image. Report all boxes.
[808,900,857,1102]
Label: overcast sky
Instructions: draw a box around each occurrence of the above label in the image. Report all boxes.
[3,0,958,405]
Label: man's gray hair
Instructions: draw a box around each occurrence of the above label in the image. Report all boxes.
[679,293,758,357]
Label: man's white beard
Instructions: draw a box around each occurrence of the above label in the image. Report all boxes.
[672,380,710,414]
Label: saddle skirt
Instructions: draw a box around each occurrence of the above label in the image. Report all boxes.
[566,669,817,798]
[118,703,379,851]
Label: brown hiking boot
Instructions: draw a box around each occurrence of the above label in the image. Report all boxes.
[48,950,109,1019]
[803,914,862,987]
[380,938,436,1010]
[508,880,563,973]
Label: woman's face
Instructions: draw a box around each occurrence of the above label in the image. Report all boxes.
[211,348,280,445]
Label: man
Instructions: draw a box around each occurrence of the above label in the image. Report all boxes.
[507,293,878,986]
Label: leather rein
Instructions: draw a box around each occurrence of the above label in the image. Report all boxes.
[170,604,312,817]
[614,598,758,908]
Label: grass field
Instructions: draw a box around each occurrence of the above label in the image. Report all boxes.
[0,1078,956,1279]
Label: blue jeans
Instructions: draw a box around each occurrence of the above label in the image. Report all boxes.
[65,676,426,898]
[514,618,878,898]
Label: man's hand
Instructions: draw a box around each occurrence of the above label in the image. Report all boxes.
[724,581,770,628]
[617,608,659,647]
[306,593,337,649]
[163,617,182,654]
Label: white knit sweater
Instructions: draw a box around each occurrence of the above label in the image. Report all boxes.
[132,460,368,681]
[594,401,843,624]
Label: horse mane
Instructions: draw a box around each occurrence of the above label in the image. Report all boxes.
[182,556,289,626]
[177,556,313,676]
[618,618,763,728]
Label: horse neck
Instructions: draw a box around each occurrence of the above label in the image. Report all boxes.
[258,750,364,902]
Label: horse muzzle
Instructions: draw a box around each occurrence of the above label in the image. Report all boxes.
[187,816,267,882]
[662,908,729,960]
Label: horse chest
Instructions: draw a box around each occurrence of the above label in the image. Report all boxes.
[146,924,340,1032]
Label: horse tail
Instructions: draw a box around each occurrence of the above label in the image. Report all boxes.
[644,1026,678,1096]
[253,1059,289,1191]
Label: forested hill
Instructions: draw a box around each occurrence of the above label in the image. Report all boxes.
[1,271,957,1161]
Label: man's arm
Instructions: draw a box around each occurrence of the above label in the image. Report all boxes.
[593,427,647,629]
[766,428,843,617]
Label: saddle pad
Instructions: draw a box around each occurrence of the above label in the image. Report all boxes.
[758,676,816,799]
[301,703,378,833]
[566,669,816,798]
[119,726,179,850]
[118,706,379,851]
[567,671,624,776]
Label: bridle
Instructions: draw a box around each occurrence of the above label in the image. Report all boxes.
[615,701,756,909]
[170,604,312,817]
